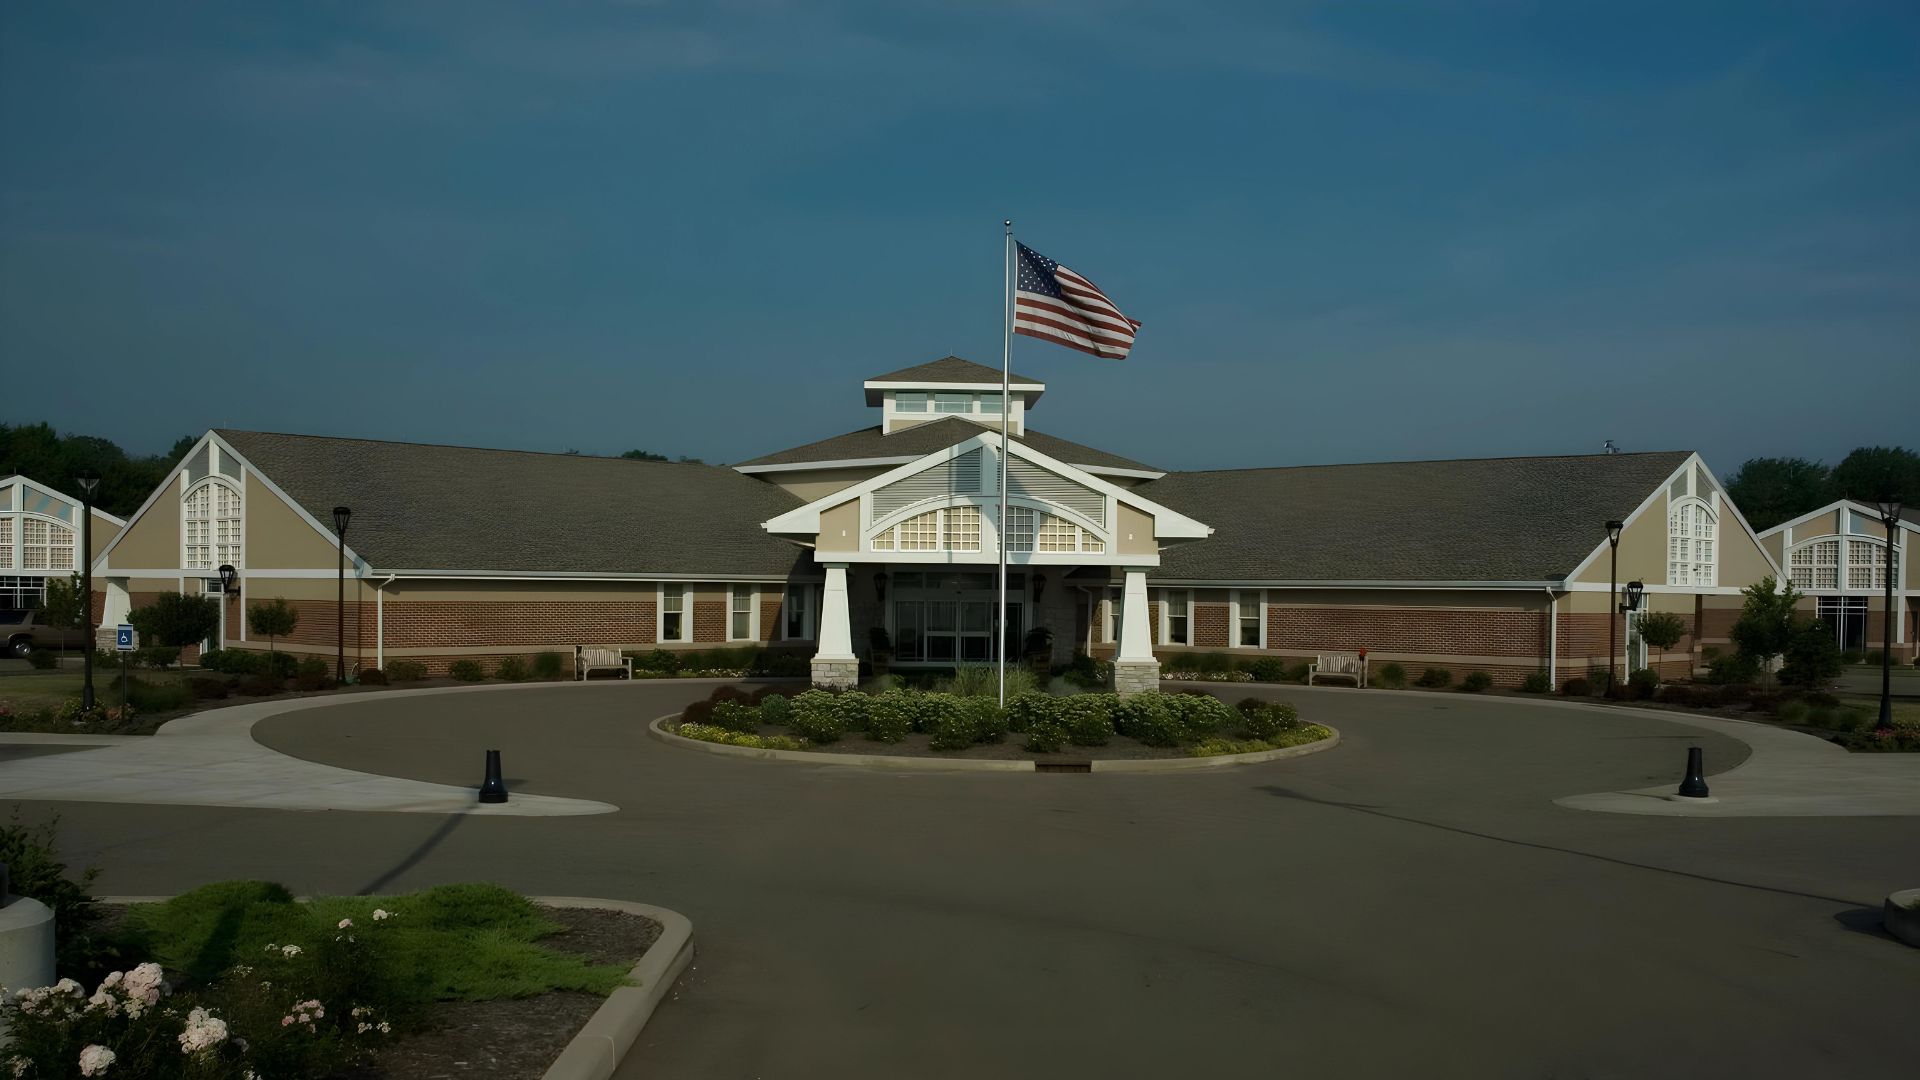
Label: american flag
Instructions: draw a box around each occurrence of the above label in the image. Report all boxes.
[1013,242,1141,359]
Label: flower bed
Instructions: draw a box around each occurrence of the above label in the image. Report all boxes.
[4,881,646,1079]
[666,684,1327,760]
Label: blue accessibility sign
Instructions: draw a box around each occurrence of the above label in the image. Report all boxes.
[116,624,135,651]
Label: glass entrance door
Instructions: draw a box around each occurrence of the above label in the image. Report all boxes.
[887,571,1026,665]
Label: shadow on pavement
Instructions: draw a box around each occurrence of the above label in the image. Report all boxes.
[357,812,469,895]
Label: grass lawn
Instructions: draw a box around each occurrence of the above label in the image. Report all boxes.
[1837,693,1920,726]
[0,668,191,712]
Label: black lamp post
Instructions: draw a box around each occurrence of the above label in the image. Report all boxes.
[217,563,238,646]
[1621,580,1645,673]
[1877,500,1902,732]
[1605,519,1625,692]
[332,506,350,683]
[76,471,100,711]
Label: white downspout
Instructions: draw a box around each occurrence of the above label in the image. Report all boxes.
[376,575,395,668]
[1545,587,1559,690]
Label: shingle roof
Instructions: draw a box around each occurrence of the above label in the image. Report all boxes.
[866,355,1042,386]
[1138,451,1693,583]
[216,430,808,577]
[733,417,1160,474]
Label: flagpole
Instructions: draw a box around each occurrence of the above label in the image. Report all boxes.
[998,219,1013,707]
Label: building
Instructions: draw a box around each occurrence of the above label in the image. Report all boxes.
[93,357,1785,687]
[0,474,124,611]
[1756,500,1915,660]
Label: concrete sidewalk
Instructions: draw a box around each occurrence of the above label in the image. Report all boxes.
[0,690,616,816]
[1555,709,1920,817]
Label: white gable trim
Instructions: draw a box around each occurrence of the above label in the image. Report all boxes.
[1561,453,1780,584]
[0,475,126,527]
[1757,499,1920,539]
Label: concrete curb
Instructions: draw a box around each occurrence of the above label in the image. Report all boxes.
[650,714,1339,774]
[94,893,695,1080]
[537,897,695,1080]
[1885,889,1920,949]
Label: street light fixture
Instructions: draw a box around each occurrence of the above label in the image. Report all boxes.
[217,564,238,647]
[76,471,100,711]
[332,506,351,683]
[1605,520,1625,693]
[1876,500,1903,732]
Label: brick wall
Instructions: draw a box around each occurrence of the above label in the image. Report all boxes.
[1263,604,1544,657]
[380,600,657,648]
[1193,602,1229,648]
[692,600,725,644]
[759,597,782,643]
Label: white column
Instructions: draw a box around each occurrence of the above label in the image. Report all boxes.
[817,565,855,661]
[1118,568,1154,662]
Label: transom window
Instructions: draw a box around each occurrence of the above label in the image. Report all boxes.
[185,480,242,570]
[894,393,928,413]
[0,575,47,608]
[1002,506,1104,554]
[933,393,971,414]
[21,518,74,571]
[872,505,981,552]
[730,585,755,640]
[1667,498,1716,587]
[1790,539,1840,589]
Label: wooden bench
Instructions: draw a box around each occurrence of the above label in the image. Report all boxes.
[1307,652,1367,688]
[575,646,632,681]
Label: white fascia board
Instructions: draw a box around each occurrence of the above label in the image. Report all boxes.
[96,433,212,569]
[1079,465,1167,481]
[1149,579,1561,590]
[734,456,920,475]
[1561,455,1694,584]
[3,475,123,525]
[863,380,1045,392]
[1759,499,1920,538]
[372,570,798,583]
[762,439,992,535]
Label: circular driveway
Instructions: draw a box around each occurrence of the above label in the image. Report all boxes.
[39,682,1920,1078]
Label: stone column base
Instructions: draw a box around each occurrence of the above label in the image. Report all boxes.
[810,658,859,690]
[1113,660,1160,695]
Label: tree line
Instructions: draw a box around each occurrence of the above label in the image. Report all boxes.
[1724,446,1920,532]
[1,423,197,518]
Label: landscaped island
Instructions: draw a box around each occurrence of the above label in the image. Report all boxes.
[666,677,1332,761]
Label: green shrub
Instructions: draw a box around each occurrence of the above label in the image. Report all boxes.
[1562,677,1593,696]
[1375,662,1407,689]
[1005,691,1059,734]
[942,663,999,697]
[385,660,427,682]
[1240,700,1299,741]
[356,666,389,686]
[295,656,333,691]
[1841,726,1920,752]
[709,699,759,733]
[1061,653,1111,691]
[677,722,806,751]
[928,710,979,751]
[959,695,1009,744]
[1808,705,1869,732]
[706,685,751,706]
[1189,723,1335,756]
[1520,671,1551,694]
[494,657,529,682]
[135,645,182,669]
[530,651,568,680]
[1637,611,1688,651]
[1002,667,1040,698]
[1774,699,1810,725]
[0,813,106,979]
[1779,619,1843,689]
[1862,650,1884,666]
[1060,694,1114,746]
[187,676,231,700]
[1187,651,1234,674]
[125,677,194,713]
[1626,668,1660,699]
[1024,714,1068,752]
[1706,651,1761,685]
[1116,693,1184,747]
[1839,649,1865,665]
[1168,691,1233,740]
[634,649,679,674]
[1414,668,1452,689]
[1246,657,1287,682]
[758,692,792,726]
[127,591,220,649]
[790,689,852,744]
[863,691,913,742]
[26,648,57,670]
[1460,671,1493,692]
[680,699,713,726]
[238,673,285,696]
[1282,662,1311,684]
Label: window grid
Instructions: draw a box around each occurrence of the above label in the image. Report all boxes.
[1162,590,1190,645]
[661,586,687,642]
[943,505,981,551]
[1667,500,1716,587]
[21,518,74,571]
[730,585,754,639]
[185,482,242,570]
[1790,539,1840,589]
[1236,590,1262,647]
[1847,540,1890,589]
[1004,507,1035,552]
[895,509,941,551]
[1037,516,1078,552]
[0,527,10,568]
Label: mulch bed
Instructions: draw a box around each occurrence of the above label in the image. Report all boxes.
[797,729,1197,762]
[341,906,660,1080]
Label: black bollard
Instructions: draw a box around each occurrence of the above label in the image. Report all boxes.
[478,749,509,804]
[1676,746,1709,798]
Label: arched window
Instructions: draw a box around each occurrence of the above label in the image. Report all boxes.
[21,518,74,571]
[1789,539,1839,589]
[1667,498,1716,586]
[185,480,242,570]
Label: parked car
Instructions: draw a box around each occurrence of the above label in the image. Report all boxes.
[2,609,90,657]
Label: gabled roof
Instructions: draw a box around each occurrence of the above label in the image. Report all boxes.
[214,430,808,578]
[1138,451,1695,584]
[733,417,1161,476]
[865,355,1042,387]
[0,475,126,527]
[1756,499,1920,538]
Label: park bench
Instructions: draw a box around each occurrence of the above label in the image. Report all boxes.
[575,646,633,681]
[1307,651,1367,688]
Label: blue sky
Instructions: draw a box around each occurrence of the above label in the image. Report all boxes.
[3,1,1915,475]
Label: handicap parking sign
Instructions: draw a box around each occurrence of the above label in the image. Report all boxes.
[116,625,135,651]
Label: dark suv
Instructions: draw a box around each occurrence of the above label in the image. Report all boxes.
[2,609,90,657]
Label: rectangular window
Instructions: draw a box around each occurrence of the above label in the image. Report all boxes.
[1235,590,1262,648]
[893,600,923,661]
[1847,540,1889,589]
[0,525,11,569]
[730,585,754,640]
[1162,590,1190,646]
[1790,540,1840,589]
[1107,591,1122,644]
[979,393,1003,414]
[925,601,957,661]
[894,393,928,413]
[784,585,813,640]
[934,393,971,414]
[660,585,688,643]
[943,505,981,551]
[0,576,47,609]
[1004,507,1034,552]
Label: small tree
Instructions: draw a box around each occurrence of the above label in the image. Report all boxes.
[1729,575,1802,682]
[1637,611,1687,652]
[126,592,220,650]
[38,572,86,632]
[1779,619,1843,689]
[247,597,299,665]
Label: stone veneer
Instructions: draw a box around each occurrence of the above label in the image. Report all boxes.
[811,658,859,689]
[1113,659,1160,695]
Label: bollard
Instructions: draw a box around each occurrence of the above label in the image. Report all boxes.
[1676,746,1709,799]
[478,749,509,804]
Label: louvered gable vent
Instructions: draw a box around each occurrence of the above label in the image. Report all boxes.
[871,449,983,519]
[1005,458,1105,525]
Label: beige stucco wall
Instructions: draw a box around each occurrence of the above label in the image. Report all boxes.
[88,516,124,561]
[1718,510,1777,589]
[1116,505,1156,557]
[765,466,892,503]
[816,500,861,553]
[106,476,180,570]
[245,469,341,569]
[1572,488,1777,590]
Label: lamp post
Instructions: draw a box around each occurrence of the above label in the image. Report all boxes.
[1877,500,1903,732]
[332,506,351,683]
[1622,580,1645,674]
[217,563,238,647]
[76,471,100,711]
[1605,519,1624,692]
